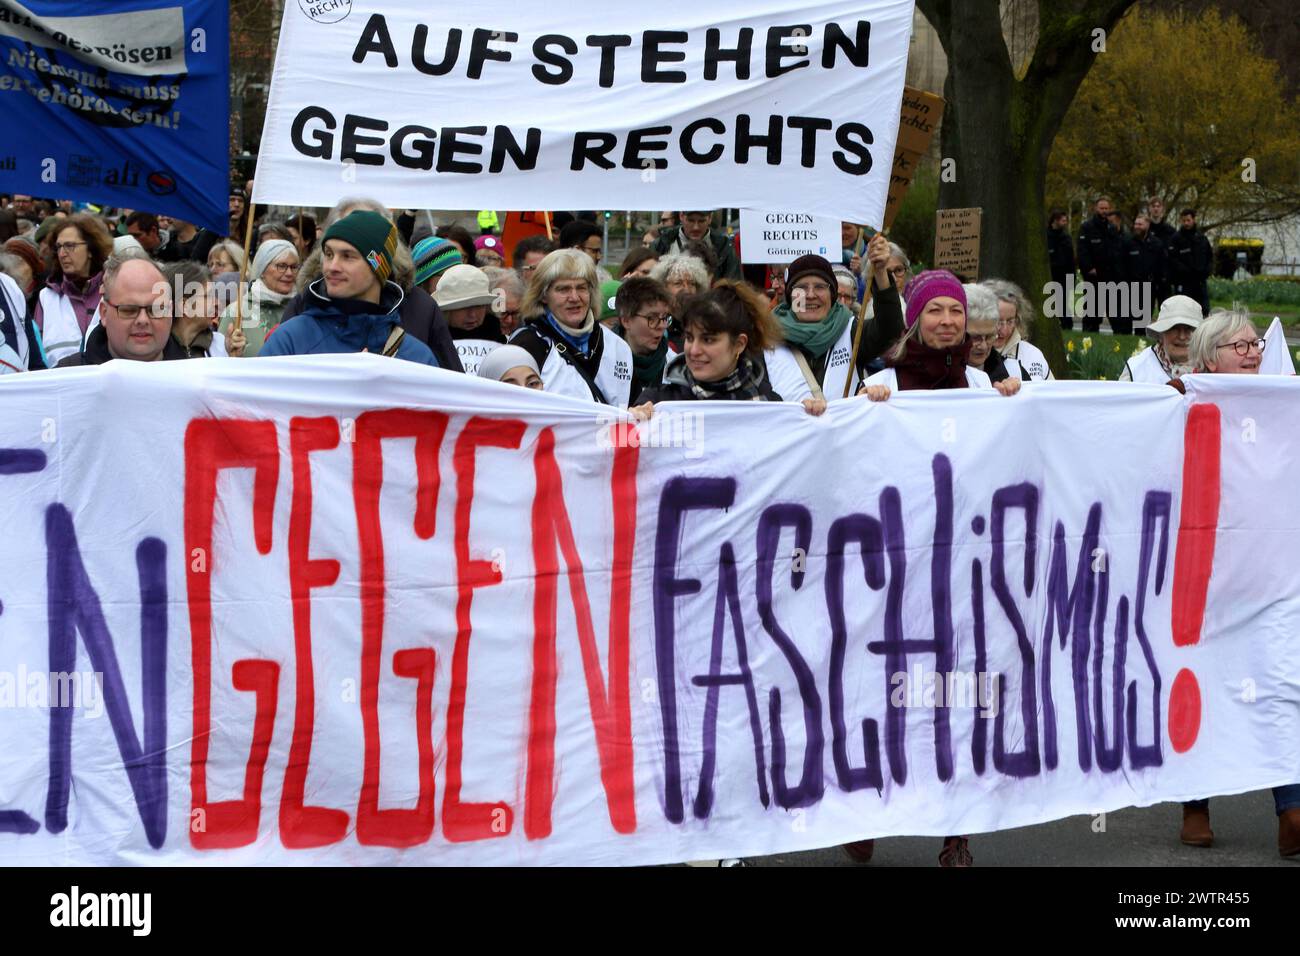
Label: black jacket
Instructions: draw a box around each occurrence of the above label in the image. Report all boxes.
[1077,214,1124,282]
[283,284,462,372]
[1167,227,1212,287]
[156,228,219,265]
[1124,232,1166,286]
[639,354,781,403]
[56,323,188,367]
[652,226,742,281]
[1047,225,1075,283]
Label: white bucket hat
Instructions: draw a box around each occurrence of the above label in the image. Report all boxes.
[433,264,496,310]
[1149,295,1203,334]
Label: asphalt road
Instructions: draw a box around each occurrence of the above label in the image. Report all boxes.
[746,788,1296,866]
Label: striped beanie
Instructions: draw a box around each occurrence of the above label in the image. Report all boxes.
[412,236,463,286]
[323,210,399,283]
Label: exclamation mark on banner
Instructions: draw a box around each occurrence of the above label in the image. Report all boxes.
[1168,403,1222,753]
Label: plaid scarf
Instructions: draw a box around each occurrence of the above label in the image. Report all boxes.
[684,354,772,401]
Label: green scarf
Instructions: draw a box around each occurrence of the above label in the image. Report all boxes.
[773,301,854,358]
[632,338,668,389]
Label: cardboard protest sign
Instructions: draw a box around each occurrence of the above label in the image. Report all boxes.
[253,1,914,224]
[0,0,229,233]
[0,360,1297,866]
[884,87,944,229]
[934,206,982,278]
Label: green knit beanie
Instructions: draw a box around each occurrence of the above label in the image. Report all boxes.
[323,210,399,284]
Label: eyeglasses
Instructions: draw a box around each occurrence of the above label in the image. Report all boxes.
[55,241,87,253]
[887,266,908,277]
[269,262,299,274]
[105,298,170,321]
[634,312,671,328]
[793,281,832,295]
[497,309,520,321]
[1216,338,1265,356]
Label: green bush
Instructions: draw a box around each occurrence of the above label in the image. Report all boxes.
[1063,332,1146,380]
[1208,277,1300,304]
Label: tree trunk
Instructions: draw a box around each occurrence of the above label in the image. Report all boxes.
[918,0,1138,377]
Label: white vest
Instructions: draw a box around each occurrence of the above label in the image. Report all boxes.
[535,325,633,405]
[39,288,101,366]
[1003,340,1053,380]
[1123,346,1173,384]
[453,338,502,377]
[863,365,994,391]
[0,274,29,372]
[764,321,861,402]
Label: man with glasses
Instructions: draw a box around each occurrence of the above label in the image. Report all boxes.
[651,210,742,282]
[511,235,555,282]
[558,221,611,280]
[56,255,185,366]
[612,276,672,402]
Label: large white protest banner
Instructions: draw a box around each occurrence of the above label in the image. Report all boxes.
[252,1,914,224]
[0,359,1296,865]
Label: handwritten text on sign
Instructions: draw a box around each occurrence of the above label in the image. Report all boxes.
[0,360,1296,864]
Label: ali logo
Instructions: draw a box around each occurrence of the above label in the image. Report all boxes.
[147,170,178,196]
[299,0,351,23]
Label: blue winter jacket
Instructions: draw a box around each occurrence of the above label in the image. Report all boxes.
[259,278,439,366]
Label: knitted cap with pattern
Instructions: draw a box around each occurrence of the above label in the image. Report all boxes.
[412,236,463,286]
[323,210,399,283]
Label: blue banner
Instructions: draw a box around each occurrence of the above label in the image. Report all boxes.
[0,0,228,233]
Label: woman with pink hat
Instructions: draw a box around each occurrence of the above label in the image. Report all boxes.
[859,270,1022,398]
[852,269,1019,868]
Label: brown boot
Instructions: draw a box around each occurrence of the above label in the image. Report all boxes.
[1279,809,1300,858]
[843,839,875,863]
[1181,806,1214,847]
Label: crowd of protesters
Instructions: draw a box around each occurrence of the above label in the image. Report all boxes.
[0,189,1292,864]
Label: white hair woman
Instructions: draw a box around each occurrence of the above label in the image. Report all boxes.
[963,283,1014,382]
[509,249,633,405]
[650,252,709,317]
[1176,309,1294,857]
[1187,308,1264,374]
[984,278,1053,380]
[219,238,300,356]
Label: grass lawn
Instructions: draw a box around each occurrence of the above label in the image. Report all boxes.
[1210,299,1299,326]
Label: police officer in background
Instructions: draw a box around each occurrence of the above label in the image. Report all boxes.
[1125,214,1167,320]
[1046,208,1075,330]
[1167,208,1213,316]
[1076,196,1124,333]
